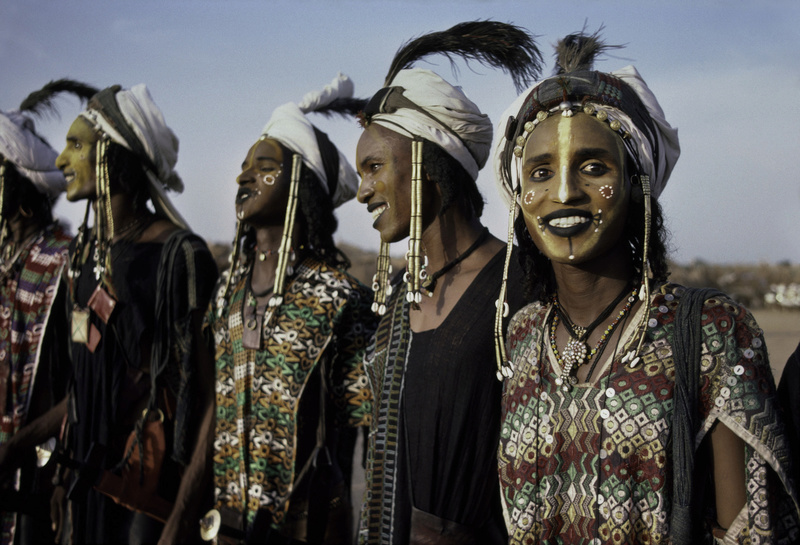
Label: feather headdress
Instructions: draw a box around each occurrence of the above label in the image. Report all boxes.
[19,78,99,118]
[384,20,543,92]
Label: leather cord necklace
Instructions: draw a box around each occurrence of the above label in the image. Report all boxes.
[420,227,489,296]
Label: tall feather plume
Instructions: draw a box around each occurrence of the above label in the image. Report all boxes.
[19,78,99,118]
[553,27,622,75]
[311,97,368,118]
[384,20,542,92]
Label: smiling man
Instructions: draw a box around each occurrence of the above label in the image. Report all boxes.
[3,84,218,544]
[354,21,541,544]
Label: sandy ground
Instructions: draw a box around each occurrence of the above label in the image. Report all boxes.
[752,309,800,383]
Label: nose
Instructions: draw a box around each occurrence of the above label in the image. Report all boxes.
[555,165,583,204]
[356,175,373,204]
[236,166,254,186]
[55,149,67,171]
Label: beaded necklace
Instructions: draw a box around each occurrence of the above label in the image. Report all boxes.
[550,287,638,391]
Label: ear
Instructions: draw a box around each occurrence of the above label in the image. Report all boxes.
[19,205,33,219]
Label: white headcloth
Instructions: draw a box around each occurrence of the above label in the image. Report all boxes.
[261,73,359,207]
[80,84,187,228]
[493,65,680,208]
[369,69,493,181]
[0,110,65,201]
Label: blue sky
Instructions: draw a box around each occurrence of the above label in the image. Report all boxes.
[3,0,799,264]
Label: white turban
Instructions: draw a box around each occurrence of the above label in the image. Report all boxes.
[369,69,493,181]
[0,110,65,201]
[80,84,187,228]
[261,73,359,207]
[494,65,680,208]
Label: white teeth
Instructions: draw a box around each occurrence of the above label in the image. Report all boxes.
[371,204,387,222]
[549,216,589,228]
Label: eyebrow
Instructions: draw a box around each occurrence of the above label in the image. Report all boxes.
[241,156,280,168]
[358,154,382,171]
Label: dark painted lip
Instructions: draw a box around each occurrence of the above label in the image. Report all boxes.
[542,209,592,238]
[235,187,253,204]
[367,201,386,213]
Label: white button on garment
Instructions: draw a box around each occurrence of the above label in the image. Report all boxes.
[726,376,737,386]
[605,388,615,398]
[600,408,610,419]
[600,448,608,459]
[541,391,548,400]
[648,318,658,328]
[597,494,605,505]
[743,348,755,359]
[665,294,674,301]
[721,387,730,398]
[658,305,669,313]
[752,338,763,348]
[545,434,554,444]
[734,365,745,376]
[715,396,725,407]
[541,414,550,424]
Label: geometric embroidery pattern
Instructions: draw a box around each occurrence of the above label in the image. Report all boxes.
[499,283,800,544]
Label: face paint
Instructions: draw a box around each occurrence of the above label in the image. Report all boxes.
[519,114,630,265]
[235,138,291,226]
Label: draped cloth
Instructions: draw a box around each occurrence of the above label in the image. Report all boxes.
[359,249,524,544]
[493,65,680,207]
[499,284,800,544]
[368,68,493,181]
[0,223,71,545]
[0,111,65,200]
[261,73,360,207]
[79,84,188,228]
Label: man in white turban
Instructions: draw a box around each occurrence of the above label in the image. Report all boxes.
[172,73,376,545]
[354,21,541,544]
[0,79,97,545]
[4,83,219,544]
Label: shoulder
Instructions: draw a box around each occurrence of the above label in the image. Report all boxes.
[300,258,372,302]
[507,300,548,350]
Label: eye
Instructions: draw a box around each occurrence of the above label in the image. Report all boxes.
[527,166,552,181]
[74,141,82,150]
[369,162,382,172]
[581,161,610,176]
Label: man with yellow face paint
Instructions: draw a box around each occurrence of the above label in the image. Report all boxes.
[5,84,218,544]
[493,32,800,544]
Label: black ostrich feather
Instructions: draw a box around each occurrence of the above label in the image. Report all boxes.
[311,97,368,118]
[553,27,623,75]
[384,20,542,92]
[19,79,99,117]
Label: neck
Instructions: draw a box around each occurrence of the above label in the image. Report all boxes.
[551,243,637,326]
[420,206,486,272]
[102,193,153,241]
[250,224,290,292]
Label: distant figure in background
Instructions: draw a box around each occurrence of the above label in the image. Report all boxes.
[0,80,95,545]
[493,31,800,543]
[355,21,540,544]
[186,74,375,544]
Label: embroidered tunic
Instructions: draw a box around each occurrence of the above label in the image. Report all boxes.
[498,283,800,545]
[209,257,374,531]
[0,224,70,545]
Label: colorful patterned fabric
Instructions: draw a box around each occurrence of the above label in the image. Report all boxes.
[499,283,800,545]
[0,224,70,545]
[209,257,373,531]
